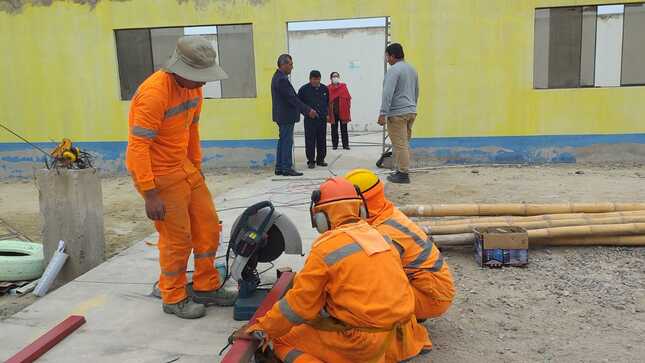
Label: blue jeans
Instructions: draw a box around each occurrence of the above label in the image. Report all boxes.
[276,123,294,171]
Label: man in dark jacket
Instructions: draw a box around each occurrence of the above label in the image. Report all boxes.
[298,70,329,169]
[271,54,317,176]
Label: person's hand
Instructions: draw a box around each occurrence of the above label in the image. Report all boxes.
[231,323,254,341]
[231,324,270,350]
[378,115,386,126]
[144,189,165,221]
[308,109,319,119]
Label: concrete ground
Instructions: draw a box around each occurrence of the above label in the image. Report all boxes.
[0,131,410,362]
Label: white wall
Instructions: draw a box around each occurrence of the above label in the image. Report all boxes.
[595,12,624,87]
[288,27,386,132]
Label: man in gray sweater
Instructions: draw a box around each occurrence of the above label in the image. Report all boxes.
[378,43,419,184]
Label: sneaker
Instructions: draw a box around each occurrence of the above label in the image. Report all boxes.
[190,285,239,306]
[332,146,338,150]
[274,169,283,176]
[387,171,410,184]
[307,162,316,169]
[282,169,304,177]
[317,161,328,167]
[162,297,206,319]
[343,146,351,150]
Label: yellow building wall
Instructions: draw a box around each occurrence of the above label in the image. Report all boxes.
[0,0,644,144]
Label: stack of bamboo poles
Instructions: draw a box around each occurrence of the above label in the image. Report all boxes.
[399,203,645,248]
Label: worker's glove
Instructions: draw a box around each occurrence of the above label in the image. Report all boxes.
[221,325,271,356]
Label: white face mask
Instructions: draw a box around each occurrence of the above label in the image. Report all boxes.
[331,77,340,84]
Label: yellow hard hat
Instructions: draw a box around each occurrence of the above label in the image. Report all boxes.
[345,168,380,193]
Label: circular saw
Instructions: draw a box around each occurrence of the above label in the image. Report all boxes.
[226,201,302,320]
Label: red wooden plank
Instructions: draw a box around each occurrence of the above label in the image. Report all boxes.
[6,315,86,363]
[221,271,295,363]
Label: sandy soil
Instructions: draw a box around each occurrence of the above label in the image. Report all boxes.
[0,168,270,319]
[1,164,644,363]
[384,164,645,363]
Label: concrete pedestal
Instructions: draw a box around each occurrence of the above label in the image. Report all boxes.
[36,168,105,285]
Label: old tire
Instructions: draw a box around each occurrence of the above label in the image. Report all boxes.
[0,240,45,281]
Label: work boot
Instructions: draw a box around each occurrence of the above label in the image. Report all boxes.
[282,169,304,177]
[387,171,410,184]
[162,298,206,319]
[190,285,239,306]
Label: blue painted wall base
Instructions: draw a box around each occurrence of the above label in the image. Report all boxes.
[2,134,645,177]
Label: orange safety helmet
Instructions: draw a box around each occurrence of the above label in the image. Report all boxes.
[310,177,368,233]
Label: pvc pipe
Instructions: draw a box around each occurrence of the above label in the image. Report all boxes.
[420,210,645,226]
[427,215,645,235]
[34,241,68,297]
[401,203,645,217]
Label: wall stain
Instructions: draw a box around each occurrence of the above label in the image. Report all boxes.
[0,0,267,14]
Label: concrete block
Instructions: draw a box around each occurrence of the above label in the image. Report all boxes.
[35,168,105,285]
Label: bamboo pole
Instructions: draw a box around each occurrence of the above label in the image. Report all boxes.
[529,223,645,239]
[532,235,645,246]
[430,223,645,246]
[427,215,645,235]
[419,210,645,226]
[433,234,645,248]
[401,203,645,217]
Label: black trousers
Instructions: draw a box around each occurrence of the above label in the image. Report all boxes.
[331,120,349,149]
[304,117,327,163]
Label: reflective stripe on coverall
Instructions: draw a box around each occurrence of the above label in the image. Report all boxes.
[248,206,431,363]
[126,71,219,304]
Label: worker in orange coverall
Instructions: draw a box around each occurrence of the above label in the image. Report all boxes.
[126,36,236,319]
[345,169,455,320]
[239,177,432,362]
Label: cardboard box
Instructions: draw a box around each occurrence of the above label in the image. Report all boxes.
[474,226,529,267]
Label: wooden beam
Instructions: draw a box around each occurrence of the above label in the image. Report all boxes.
[221,271,295,363]
[6,315,86,363]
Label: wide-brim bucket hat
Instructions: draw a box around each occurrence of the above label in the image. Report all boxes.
[164,36,228,82]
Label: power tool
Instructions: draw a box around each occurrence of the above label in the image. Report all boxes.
[48,138,93,170]
[226,201,302,320]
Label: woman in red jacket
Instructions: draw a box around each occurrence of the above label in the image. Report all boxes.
[328,72,352,150]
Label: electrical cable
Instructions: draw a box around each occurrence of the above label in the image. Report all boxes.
[257,262,275,276]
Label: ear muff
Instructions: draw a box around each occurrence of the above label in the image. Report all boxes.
[313,210,331,234]
[359,205,368,219]
[354,185,370,220]
[310,189,330,233]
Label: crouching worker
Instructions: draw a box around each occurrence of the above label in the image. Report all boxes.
[238,177,431,362]
[345,169,456,320]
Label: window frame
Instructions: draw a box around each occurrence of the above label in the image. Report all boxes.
[113,22,258,101]
[533,2,645,90]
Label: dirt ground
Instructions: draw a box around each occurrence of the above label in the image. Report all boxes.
[384,164,645,363]
[0,168,270,319]
[1,164,644,362]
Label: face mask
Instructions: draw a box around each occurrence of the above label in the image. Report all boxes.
[332,77,340,84]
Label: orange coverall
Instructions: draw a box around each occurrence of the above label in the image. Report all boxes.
[366,182,455,319]
[249,201,431,363]
[126,71,220,304]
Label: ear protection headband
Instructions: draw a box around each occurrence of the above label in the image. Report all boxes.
[310,186,369,234]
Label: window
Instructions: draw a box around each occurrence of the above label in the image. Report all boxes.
[115,24,256,100]
[534,3,645,89]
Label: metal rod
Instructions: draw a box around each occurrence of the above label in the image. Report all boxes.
[0,123,52,158]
